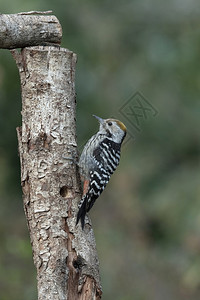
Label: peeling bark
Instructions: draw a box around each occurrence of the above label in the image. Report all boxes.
[0,13,62,49]
[12,46,102,300]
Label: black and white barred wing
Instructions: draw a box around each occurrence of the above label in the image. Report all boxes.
[76,139,121,229]
[76,169,110,229]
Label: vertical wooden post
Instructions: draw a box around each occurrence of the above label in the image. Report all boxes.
[12,45,102,299]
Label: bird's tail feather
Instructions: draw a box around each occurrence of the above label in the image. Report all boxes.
[76,198,87,229]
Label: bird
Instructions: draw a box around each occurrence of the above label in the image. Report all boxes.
[76,115,127,229]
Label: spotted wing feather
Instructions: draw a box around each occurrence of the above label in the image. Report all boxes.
[76,138,121,229]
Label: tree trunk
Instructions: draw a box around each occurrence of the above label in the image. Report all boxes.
[12,45,102,299]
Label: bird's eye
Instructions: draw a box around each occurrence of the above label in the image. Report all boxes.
[108,122,112,126]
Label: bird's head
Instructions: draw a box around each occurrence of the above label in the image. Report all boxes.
[93,115,127,144]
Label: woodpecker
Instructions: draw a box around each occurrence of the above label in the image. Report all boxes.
[76,115,126,229]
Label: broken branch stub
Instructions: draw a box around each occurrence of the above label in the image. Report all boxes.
[0,13,62,49]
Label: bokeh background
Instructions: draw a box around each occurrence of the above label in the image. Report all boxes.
[1,1,200,299]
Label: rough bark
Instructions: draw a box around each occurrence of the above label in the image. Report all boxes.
[0,13,62,49]
[12,46,102,300]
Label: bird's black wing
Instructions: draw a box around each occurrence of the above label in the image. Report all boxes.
[76,138,121,229]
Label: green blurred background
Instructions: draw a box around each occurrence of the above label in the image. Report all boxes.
[1,1,200,299]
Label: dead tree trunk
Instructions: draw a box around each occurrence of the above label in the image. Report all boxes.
[0,12,102,300]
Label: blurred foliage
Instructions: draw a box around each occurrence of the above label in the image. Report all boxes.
[0,0,200,299]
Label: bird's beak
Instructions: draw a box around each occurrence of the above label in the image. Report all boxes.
[93,115,104,124]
